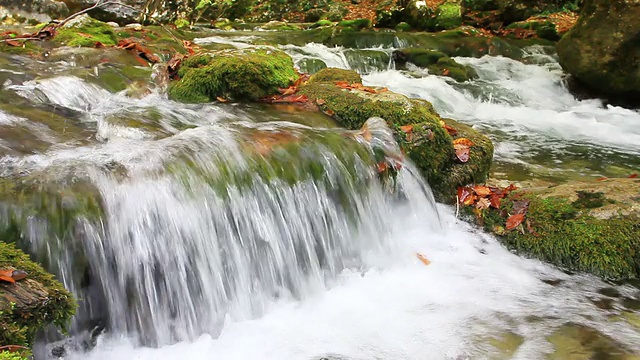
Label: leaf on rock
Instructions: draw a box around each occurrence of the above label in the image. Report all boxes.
[476,197,491,210]
[453,138,475,147]
[473,185,491,197]
[511,199,530,215]
[416,253,431,266]
[399,125,414,134]
[489,194,501,208]
[506,213,525,230]
[454,144,470,163]
[0,269,15,283]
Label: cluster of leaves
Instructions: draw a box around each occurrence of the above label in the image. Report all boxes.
[0,270,28,284]
[458,183,534,234]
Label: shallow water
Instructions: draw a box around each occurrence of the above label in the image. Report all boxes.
[0,34,639,359]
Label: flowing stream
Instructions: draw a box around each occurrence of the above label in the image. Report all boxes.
[0,32,639,359]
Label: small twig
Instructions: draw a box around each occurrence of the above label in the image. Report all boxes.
[455,194,460,219]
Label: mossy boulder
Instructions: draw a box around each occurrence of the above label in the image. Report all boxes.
[298,68,493,201]
[169,48,297,103]
[0,241,76,347]
[557,0,640,103]
[434,2,462,30]
[337,19,372,31]
[392,49,477,82]
[395,22,411,32]
[308,67,362,84]
[297,58,328,75]
[474,178,640,280]
[55,14,118,47]
[462,0,579,25]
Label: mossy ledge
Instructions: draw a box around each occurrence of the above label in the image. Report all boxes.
[169,48,297,102]
[469,179,640,280]
[299,68,493,201]
[393,48,477,82]
[0,241,76,347]
[54,15,118,47]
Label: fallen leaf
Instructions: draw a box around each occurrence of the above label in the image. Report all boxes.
[505,184,519,192]
[454,144,470,163]
[399,125,414,133]
[489,194,501,208]
[416,253,431,266]
[443,69,450,76]
[76,32,94,38]
[526,219,539,236]
[506,213,525,230]
[443,124,458,136]
[322,108,335,117]
[11,270,27,281]
[457,186,471,204]
[476,197,491,210]
[493,225,506,235]
[316,98,326,106]
[473,185,491,197]
[4,39,22,47]
[278,86,297,95]
[377,161,388,173]
[94,41,105,48]
[0,345,29,353]
[596,177,608,181]
[453,138,475,147]
[216,96,228,102]
[463,192,477,206]
[0,269,15,283]
[629,173,638,178]
[511,199,530,215]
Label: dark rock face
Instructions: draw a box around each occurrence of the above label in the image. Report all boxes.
[60,0,146,24]
[462,0,578,25]
[0,0,69,20]
[557,0,640,103]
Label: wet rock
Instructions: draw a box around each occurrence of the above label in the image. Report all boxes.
[308,68,362,84]
[393,48,477,82]
[297,58,327,75]
[60,0,144,24]
[169,48,297,102]
[557,0,640,104]
[547,323,638,359]
[55,14,119,47]
[299,68,493,201]
[474,178,640,280]
[462,0,578,26]
[0,241,76,347]
[0,0,69,22]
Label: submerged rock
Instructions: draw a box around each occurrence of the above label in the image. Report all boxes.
[475,178,640,280]
[557,0,640,103]
[0,241,76,347]
[299,68,493,201]
[392,48,477,82]
[547,323,638,359]
[169,48,297,102]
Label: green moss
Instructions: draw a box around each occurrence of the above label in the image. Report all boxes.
[309,19,334,28]
[337,18,372,31]
[174,18,190,29]
[169,48,297,103]
[0,41,40,56]
[0,242,76,347]
[297,58,328,74]
[477,191,640,280]
[308,68,362,84]
[394,49,477,81]
[435,2,463,30]
[0,350,28,360]
[55,17,118,47]
[395,22,412,31]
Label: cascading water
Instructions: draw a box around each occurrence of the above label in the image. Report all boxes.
[0,33,639,359]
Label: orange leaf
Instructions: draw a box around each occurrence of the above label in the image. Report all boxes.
[457,186,471,204]
[506,213,525,230]
[416,253,431,266]
[629,173,638,178]
[94,41,105,48]
[463,193,477,206]
[453,138,475,147]
[473,185,491,197]
[489,194,501,209]
[443,69,450,76]
[444,124,458,136]
[335,81,350,88]
[216,96,228,102]
[316,98,326,106]
[0,269,15,283]
[596,177,608,181]
[399,125,414,134]
[4,39,22,47]
[454,144,470,163]
[278,86,297,95]
[377,161,388,173]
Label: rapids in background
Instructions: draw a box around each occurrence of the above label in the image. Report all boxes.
[0,30,639,359]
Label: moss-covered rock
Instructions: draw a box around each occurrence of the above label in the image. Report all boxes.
[0,241,76,347]
[169,48,297,103]
[462,0,579,25]
[337,18,372,31]
[297,58,327,74]
[473,178,640,280]
[395,22,411,32]
[55,14,118,47]
[434,2,462,30]
[298,69,493,201]
[308,67,362,84]
[557,0,640,103]
[392,48,477,82]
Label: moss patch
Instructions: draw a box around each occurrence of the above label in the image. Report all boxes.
[393,49,477,82]
[308,67,362,84]
[169,48,297,102]
[55,16,118,47]
[435,2,463,30]
[0,241,76,347]
[472,179,640,279]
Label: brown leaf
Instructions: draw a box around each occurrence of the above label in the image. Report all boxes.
[322,108,335,117]
[458,186,471,204]
[443,124,458,136]
[596,177,608,181]
[463,193,477,206]
[278,86,297,95]
[399,125,414,134]
[216,96,228,103]
[443,69,450,76]
[76,32,94,38]
[476,197,491,210]
[0,345,29,353]
[0,269,15,283]
[489,194,501,209]
[453,138,475,147]
[416,253,431,266]
[511,199,530,215]
[473,185,491,197]
[94,41,105,48]
[4,39,22,47]
[629,173,638,179]
[454,144,470,163]
[315,98,326,106]
[526,219,539,236]
[506,213,525,230]
[167,52,184,79]
[377,161,388,173]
